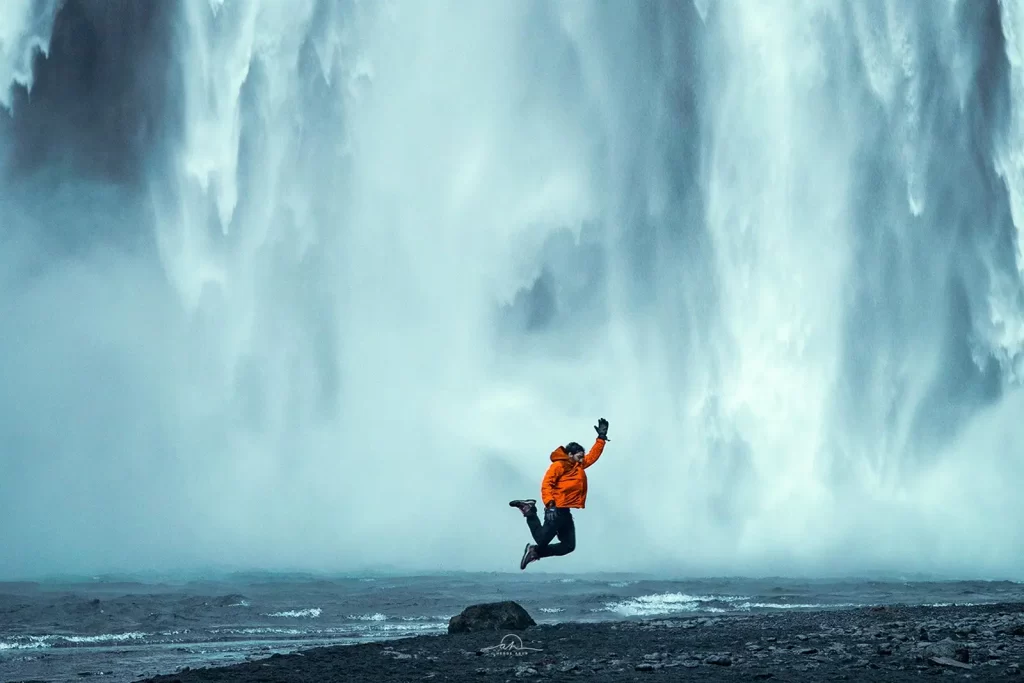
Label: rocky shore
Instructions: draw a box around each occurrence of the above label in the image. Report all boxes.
[139,602,1024,682]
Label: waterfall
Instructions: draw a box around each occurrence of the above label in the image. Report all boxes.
[1,0,1023,578]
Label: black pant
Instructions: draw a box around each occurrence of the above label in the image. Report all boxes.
[527,507,576,558]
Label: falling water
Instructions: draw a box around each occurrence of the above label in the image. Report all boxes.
[2,0,1024,579]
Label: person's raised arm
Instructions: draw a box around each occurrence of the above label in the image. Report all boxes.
[583,418,609,468]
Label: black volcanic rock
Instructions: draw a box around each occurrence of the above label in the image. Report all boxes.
[447,600,536,634]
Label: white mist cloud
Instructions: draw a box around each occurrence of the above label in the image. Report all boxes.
[1,0,1024,581]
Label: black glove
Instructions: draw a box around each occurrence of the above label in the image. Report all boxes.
[544,503,558,525]
[595,417,609,441]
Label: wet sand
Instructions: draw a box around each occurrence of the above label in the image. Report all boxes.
[136,602,1024,682]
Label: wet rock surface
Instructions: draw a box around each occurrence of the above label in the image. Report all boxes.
[138,602,1024,682]
[448,601,537,634]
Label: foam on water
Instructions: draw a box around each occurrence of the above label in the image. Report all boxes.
[266,608,321,618]
[0,636,48,651]
[349,612,387,621]
[604,592,747,617]
[211,627,304,636]
[0,631,148,650]
[735,601,862,610]
[603,592,868,617]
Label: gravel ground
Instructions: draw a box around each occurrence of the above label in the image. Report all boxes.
[136,602,1024,682]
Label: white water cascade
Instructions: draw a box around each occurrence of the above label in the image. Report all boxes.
[2,0,1024,579]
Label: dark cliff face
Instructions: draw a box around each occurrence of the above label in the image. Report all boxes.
[2,0,180,186]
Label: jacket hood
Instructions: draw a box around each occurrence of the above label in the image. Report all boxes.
[550,447,570,462]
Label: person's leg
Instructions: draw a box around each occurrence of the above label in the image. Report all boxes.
[534,510,575,558]
[526,506,559,546]
[520,505,563,570]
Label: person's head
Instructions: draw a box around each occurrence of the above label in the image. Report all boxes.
[564,442,585,463]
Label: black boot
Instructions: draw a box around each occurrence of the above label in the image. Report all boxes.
[508,499,537,517]
[520,543,540,570]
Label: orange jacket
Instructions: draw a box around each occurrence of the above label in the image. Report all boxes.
[540,439,606,509]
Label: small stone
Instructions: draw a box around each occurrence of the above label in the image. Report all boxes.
[1001,623,1024,636]
[922,638,961,661]
[704,655,732,666]
[929,656,971,670]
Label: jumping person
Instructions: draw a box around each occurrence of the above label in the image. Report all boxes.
[509,418,609,569]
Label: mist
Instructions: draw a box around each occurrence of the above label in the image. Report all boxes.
[2,0,1024,581]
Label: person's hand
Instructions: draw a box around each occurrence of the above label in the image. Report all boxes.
[595,417,609,441]
[544,503,558,525]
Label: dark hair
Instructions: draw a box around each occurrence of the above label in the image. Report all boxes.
[565,442,584,456]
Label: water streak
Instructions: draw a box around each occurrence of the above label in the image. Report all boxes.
[1,0,1024,579]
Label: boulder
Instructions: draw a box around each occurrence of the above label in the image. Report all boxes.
[447,601,536,634]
